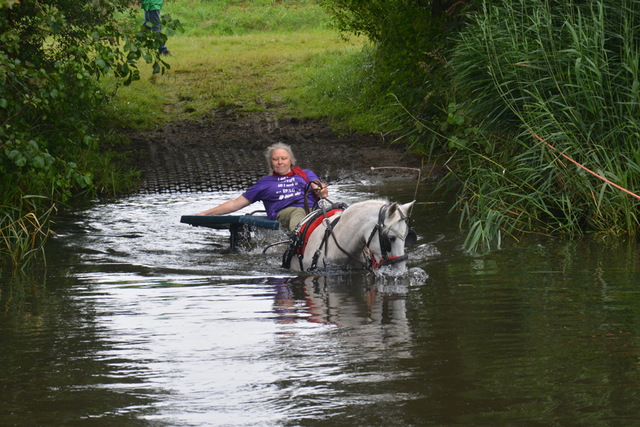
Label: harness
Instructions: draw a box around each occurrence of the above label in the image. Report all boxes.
[275,169,322,215]
[283,202,417,271]
[282,202,348,270]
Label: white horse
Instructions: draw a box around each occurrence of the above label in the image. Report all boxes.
[284,200,417,271]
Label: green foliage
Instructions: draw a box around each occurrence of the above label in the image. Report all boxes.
[316,0,473,157]
[320,0,460,105]
[90,150,142,198]
[0,0,181,266]
[296,44,388,131]
[448,0,640,251]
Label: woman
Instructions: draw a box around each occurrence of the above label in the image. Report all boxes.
[196,143,328,232]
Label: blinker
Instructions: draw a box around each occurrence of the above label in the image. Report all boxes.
[381,233,392,253]
[404,229,417,248]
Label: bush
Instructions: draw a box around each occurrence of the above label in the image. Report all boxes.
[317,0,472,154]
[0,0,180,267]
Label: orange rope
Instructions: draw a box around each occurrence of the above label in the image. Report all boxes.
[530,131,640,201]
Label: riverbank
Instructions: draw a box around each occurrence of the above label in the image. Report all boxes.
[124,107,430,195]
[103,12,431,191]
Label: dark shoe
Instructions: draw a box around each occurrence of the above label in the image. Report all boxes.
[161,50,174,57]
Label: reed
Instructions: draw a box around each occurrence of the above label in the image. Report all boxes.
[0,196,55,268]
[445,0,640,251]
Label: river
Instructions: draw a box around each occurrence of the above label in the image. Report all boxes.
[1,180,640,426]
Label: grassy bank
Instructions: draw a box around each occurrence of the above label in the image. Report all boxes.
[102,0,375,130]
[101,31,367,127]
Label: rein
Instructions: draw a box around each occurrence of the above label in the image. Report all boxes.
[303,179,327,214]
[327,226,371,269]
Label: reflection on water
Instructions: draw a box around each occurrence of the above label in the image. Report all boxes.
[2,182,640,426]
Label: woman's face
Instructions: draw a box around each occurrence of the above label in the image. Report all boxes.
[271,148,292,175]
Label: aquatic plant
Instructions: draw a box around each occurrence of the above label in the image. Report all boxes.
[447,0,640,251]
[0,196,54,268]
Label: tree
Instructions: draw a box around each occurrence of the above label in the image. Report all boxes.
[0,0,180,266]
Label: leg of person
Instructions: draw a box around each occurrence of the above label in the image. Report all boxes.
[144,9,169,55]
[277,207,307,232]
[288,208,307,231]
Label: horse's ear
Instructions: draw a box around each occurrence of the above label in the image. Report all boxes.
[400,201,415,216]
[386,202,398,219]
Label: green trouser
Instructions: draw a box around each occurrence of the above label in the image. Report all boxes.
[276,206,307,232]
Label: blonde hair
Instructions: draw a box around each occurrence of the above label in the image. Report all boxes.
[265,142,297,171]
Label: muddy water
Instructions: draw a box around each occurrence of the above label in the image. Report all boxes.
[2,180,640,426]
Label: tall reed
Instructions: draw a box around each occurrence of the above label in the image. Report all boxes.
[0,196,55,268]
[447,0,640,251]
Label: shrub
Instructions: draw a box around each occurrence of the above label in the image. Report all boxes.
[0,0,180,266]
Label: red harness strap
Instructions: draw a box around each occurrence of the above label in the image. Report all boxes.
[370,254,408,269]
[299,208,342,256]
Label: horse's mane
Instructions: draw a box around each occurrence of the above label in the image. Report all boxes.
[341,199,385,214]
[347,199,388,208]
[342,199,408,231]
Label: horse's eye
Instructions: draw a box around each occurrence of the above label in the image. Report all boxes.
[389,236,397,243]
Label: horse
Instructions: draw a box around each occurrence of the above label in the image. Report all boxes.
[283,200,417,272]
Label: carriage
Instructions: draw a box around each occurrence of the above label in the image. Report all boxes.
[181,200,417,272]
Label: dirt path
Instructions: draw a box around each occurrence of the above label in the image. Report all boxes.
[126,109,429,193]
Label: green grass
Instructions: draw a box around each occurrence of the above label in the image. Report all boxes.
[294,43,396,132]
[165,0,331,36]
[102,0,369,130]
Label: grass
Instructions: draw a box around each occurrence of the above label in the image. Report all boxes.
[294,43,394,132]
[166,0,331,36]
[102,31,365,128]
[102,0,369,130]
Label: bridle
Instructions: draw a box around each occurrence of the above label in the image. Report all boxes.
[364,203,417,269]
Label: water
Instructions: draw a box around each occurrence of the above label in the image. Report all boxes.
[2,181,640,426]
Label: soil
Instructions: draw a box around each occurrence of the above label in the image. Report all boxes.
[125,108,435,193]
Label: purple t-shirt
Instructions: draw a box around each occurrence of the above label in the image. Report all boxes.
[242,170,320,220]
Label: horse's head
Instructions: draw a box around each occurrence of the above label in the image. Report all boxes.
[366,201,417,269]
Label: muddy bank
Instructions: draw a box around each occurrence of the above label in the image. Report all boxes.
[125,109,432,193]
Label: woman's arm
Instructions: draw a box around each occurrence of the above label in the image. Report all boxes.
[196,195,251,216]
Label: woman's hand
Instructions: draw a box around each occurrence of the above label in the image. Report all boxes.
[310,181,328,199]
